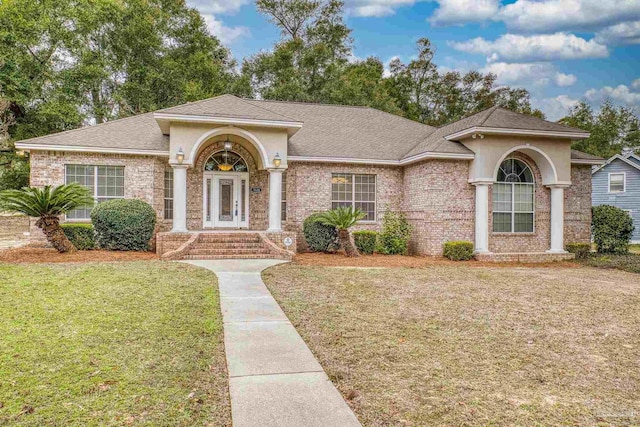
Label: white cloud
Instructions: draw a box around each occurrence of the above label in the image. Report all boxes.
[450,32,608,62]
[497,0,640,33]
[534,95,580,121]
[481,62,576,87]
[186,0,250,15]
[428,0,500,26]
[346,0,418,17]
[595,21,640,45]
[203,15,250,44]
[585,84,640,106]
[554,72,577,87]
[632,79,640,90]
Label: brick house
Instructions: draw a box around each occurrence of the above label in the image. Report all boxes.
[16,95,604,261]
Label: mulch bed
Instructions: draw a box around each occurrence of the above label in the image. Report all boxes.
[0,247,159,264]
[293,252,581,269]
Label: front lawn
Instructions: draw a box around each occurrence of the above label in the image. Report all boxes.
[0,261,230,426]
[263,264,640,426]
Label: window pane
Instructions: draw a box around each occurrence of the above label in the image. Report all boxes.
[355,202,375,221]
[610,174,624,192]
[492,183,512,212]
[514,213,534,232]
[493,212,512,232]
[514,184,534,212]
[97,166,124,198]
[164,169,173,220]
[331,173,352,202]
[332,201,351,210]
[66,165,95,219]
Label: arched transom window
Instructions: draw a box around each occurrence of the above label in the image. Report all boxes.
[493,158,535,233]
[204,151,248,172]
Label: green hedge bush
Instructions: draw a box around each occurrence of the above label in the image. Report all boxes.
[353,230,377,255]
[592,205,634,254]
[303,213,338,252]
[443,241,474,261]
[379,210,413,255]
[565,242,591,259]
[61,223,96,250]
[91,199,156,251]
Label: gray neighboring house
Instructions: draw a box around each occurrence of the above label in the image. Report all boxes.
[592,153,640,243]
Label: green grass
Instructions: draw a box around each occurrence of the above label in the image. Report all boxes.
[580,252,640,274]
[0,261,230,426]
[629,244,640,254]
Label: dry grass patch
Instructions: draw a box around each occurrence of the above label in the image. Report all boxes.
[263,264,640,426]
[0,247,158,263]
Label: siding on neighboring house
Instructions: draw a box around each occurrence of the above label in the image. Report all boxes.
[592,157,640,243]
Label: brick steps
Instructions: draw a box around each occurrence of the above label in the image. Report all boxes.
[187,248,272,256]
[176,232,284,260]
[182,254,278,260]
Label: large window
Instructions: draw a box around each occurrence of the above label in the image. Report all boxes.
[492,159,534,233]
[65,165,124,219]
[331,173,376,221]
[609,173,625,193]
[281,172,287,221]
[164,169,173,220]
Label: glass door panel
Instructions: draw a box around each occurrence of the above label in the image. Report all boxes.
[219,178,234,222]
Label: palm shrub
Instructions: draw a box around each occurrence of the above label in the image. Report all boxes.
[0,184,94,252]
[316,206,365,257]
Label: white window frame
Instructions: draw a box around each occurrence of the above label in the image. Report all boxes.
[608,172,626,193]
[164,169,173,220]
[492,159,536,234]
[331,173,377,222]
[65,165,125,221]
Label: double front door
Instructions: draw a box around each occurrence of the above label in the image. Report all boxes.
[203,173,249,228]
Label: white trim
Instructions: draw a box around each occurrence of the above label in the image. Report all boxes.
[493,145,559,184]
[153,112,303,129]
[445,126,590,141]
[608,172,626,193]
[571,158,605,165]
[14,143,169,157]
[288,152,475,166]
[187,126,270,169]
[593,154,640,174]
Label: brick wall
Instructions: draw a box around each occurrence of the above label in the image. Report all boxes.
[565,165,592,245]
[402,159,475,255]
[283,161,404,251]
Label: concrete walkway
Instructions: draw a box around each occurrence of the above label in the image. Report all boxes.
[184,259,361,427]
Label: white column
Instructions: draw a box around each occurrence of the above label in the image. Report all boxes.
[473,182,491,254]
[171,165,188,233]
[267,169,283,232]
[547,185,567,253]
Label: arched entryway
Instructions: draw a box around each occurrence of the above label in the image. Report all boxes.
[202,149,250,228]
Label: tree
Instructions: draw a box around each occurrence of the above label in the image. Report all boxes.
[384,38,544,126]
[0,97,28,190]
[316,206,365,257]
[0,183,94,252]
[560,100,640,158]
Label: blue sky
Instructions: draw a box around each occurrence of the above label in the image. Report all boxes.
[187,0,640,120]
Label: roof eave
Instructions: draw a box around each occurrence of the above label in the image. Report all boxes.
[592,154,640,174]
[153,112,303,136]
[445,126,590,141]
[288,151,475,166]
[14,143,170,157]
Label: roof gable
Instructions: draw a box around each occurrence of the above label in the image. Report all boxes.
[593,154,640,174]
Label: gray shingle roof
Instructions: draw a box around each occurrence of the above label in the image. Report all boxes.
[16,95,596,162]
[157,94,299,122]
[15,112,169,152]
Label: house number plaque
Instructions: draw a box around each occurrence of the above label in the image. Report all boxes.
[251,187,261,193]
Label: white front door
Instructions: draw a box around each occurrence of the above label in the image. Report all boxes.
[204,173,249,228]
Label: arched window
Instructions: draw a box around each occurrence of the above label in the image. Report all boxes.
[204,151,248,172]
[493,158,535,233]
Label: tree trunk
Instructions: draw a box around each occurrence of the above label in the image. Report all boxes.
[35,216,77,253]
[339,228,359,257]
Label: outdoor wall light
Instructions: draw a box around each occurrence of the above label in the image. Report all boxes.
[273,153,282,168]
[176,147,185,164]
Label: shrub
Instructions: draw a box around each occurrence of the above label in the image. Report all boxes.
[91,199,156,251]
[353,230,377,255]
[61,224,96,250]
[379,210,413,255]
[565,242,591,259]
[303,213,338,252]
[592,205,634,254]
[443,241,474,261]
